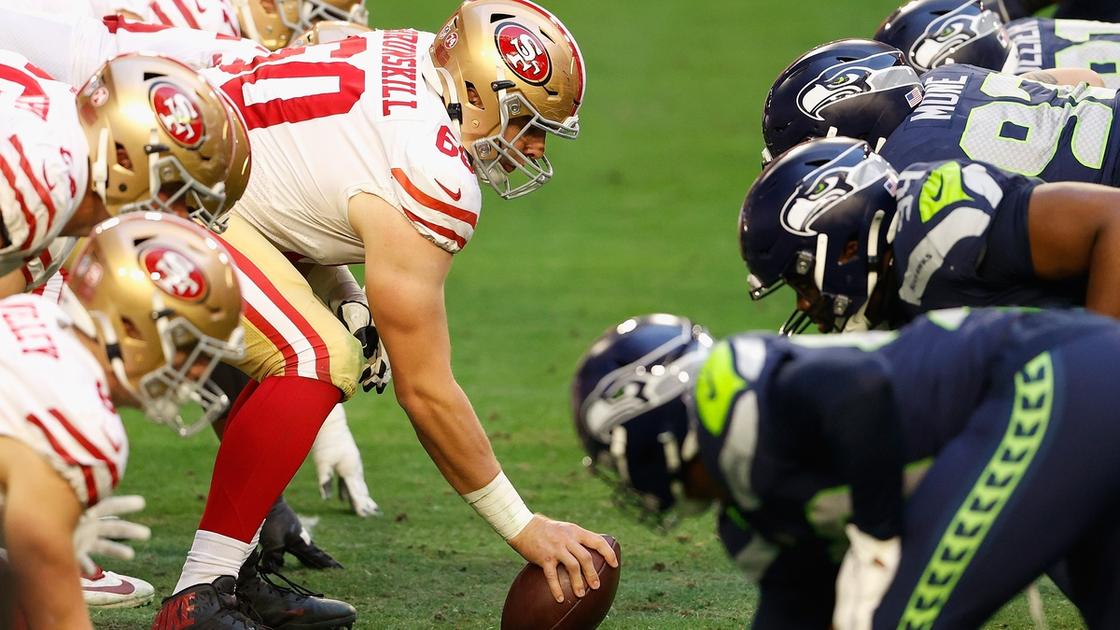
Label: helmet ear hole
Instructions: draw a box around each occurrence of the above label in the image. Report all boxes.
[115,143,134,171]
[119,316,143,341]
[464,82,485,109]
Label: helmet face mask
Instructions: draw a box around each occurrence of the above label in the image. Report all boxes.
[471,92,568,199]
[276,0,367,33]
[573,315,714,529]
[67,213,244,436]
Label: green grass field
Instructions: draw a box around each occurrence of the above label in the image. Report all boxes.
[93,1,1085,628]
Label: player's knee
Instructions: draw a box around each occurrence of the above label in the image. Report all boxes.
[325,329,364,400]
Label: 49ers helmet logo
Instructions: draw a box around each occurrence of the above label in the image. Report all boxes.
[150,82,205,149]
[495,23,551,85]
[140,246,208,301]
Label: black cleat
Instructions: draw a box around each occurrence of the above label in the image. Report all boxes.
[260,497,343,572]
[237,551,356,629]
[150,576,268,630]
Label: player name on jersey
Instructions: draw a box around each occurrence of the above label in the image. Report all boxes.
[382,29,419,116]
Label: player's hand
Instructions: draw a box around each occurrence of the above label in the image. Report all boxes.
[508,515,619,604]
[833,524,901,630]
[312,407,382,517]
[72,495,151,574]
[335,299,392,394]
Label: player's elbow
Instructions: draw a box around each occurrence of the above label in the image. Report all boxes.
[393,374,463,425]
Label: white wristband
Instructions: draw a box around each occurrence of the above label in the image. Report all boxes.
[461,471,534,541]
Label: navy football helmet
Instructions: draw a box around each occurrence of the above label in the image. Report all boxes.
[572,314,714,529]
[876,0,1012,73]
[762,39,922,162]
[740,137,898,333]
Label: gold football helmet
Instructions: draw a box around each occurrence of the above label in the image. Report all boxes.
[67,212,244,436]
[233,0,368,51]
[431,0,586,199]
[75,53,251,232]
[289,20,371,47]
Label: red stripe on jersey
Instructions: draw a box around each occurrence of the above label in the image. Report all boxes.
[103,15,174,33]
[168,0,201,29]
[402,208,466,250]
[391,168,477,229]
[149,2,174,25]
[25,413,99,505]
[211,232,333,382]
[49,409,120,487]
[20,265,33,286]
[0,154,37,251]
[22,63,52,81]
[10,136,56,228]
[506,0,585,113]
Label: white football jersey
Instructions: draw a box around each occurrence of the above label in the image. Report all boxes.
[0,52,87,278]
[203,29,483,261]
[20,237,77,303]
[0,295,127,508]
[94,0,242,37]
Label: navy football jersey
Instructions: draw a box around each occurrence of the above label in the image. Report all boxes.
[698,308,1117,621]
[1009,18,1120,88]
[889,160,1085,321]
[879,65,1120,185]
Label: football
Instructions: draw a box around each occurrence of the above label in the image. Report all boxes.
[500,535,622,630]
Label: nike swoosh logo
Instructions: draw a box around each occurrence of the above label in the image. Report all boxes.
[435,179,462,201]
[82,577,136,595]
[929,176,945,204]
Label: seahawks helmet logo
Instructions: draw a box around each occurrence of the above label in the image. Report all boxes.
[780,144,896,237]
[797,51,919,121]
[909,1,1006,71]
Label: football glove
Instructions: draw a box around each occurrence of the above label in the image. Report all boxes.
[335,299,392,394]
[73,495,151,574]
[833,524,901,630]
[312,405,382,517]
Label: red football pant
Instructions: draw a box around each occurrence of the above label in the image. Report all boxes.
[198,375,340,542]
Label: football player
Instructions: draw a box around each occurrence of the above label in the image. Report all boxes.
[875,0,1120,89]
[0,212,243,628]
[739,136,1120,333]
[1001,0,1120,22]
[761,38,1120,186]
[232,0,368,50]
[573,309,1120,628]
[0,3,618,628]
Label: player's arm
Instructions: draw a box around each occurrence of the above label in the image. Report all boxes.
[1020,68,1106,87]
[0,437,90,629]
[348,193,617,602]
[773,353,904,540]
[0,268,27,298]
[1027,183,1120,318]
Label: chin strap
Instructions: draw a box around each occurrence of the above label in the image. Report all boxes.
[841,208,888,333]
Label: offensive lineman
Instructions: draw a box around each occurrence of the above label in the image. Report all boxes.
[760,38,1120,185]
[739,136,1120,332]
[0,3,618,627]
[0,212,244,628]
[573,310,1120,628]
[876,0,1120,89]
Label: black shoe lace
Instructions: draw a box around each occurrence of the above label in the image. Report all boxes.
[258,567,324,599]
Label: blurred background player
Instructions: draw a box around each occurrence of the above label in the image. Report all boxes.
[573,309,1120,628]
[1000,0,1120,22]
[0,49,249,607]
[739,136,1120,332]
[0,212,244,628]
[760,39,1120,186]
[876,0,1120,89]
[232,0,368,50]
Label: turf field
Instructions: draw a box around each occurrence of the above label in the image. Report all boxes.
[94,1,1084,627]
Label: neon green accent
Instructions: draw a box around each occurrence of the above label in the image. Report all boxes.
[900,352,1055,629]
[694,340,747,437]
[724,504,749,531]
[919,162,973,223]
[925,307,971,331]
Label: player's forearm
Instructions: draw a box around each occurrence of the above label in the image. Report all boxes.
[306,264,366,309]
[1085,216,1120,319]
[5,513,90,628]
[396,379,501,495]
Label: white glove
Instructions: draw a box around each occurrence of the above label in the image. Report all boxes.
[312,406,382,517]
[336,299,392,394]
[72,495,151,574]
[833,524,901,630]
